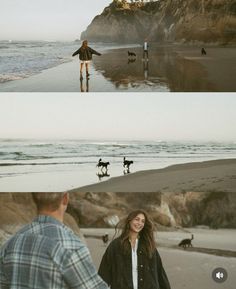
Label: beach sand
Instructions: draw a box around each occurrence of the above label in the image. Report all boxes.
[0,45,235,92]
[174,45,236,92]
[72,159,236,193]
[82,228,236,289]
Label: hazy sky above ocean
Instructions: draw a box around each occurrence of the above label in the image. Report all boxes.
[0,93,235,141]
[0,0,111,41]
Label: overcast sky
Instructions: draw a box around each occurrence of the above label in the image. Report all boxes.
[0,93,235,142]
[0,0,111,41]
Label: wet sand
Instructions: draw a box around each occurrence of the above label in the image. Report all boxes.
[83,228,236,289]
[0,45,235,92]
[174,45,236,92]
[72,158,236,193]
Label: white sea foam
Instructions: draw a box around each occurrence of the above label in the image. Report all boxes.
[0,41,138,83]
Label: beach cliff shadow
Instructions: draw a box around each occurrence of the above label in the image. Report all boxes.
[93,46,216,92]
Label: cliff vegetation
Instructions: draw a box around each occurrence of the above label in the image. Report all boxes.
[81,0,236,44]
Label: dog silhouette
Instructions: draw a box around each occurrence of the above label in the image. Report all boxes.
[128,51,136,57]
[201,48,207,55]
[178,234,194,249]
[96,158,110,171]
[123,157,133,170]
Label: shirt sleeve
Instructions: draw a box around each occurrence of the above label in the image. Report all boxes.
[90,48,101,56]
[0,252,9,289]
[72,48,81,57]
[61,245,108,289]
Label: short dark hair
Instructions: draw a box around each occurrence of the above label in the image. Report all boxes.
[32,193,66,212]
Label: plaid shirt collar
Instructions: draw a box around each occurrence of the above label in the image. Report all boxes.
[33,214,63,226]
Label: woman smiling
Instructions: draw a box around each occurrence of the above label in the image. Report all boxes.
[98,210,171,289]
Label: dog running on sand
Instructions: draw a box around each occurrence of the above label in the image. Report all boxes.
[97,158,110,171]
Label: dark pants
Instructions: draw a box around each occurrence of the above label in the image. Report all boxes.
[143,50,149,59]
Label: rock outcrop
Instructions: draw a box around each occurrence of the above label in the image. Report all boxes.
[68,191,236,229]
[81,0,236,44]
[0,193,82,245]
[1,191,236,245]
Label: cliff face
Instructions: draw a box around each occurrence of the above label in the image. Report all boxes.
[0,193,82,246]
[68,191,236,229]
[1,191,236,246]
[81,0,236,44]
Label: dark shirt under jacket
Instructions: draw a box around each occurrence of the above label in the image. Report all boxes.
[98,237,171,289]
[72,46,101,61]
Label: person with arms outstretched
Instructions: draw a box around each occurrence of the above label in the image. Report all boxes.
[72,40,101,79]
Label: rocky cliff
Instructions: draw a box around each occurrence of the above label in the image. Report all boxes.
[1,191,236,246]
[0,193,82,245]
[68,191,236,229]
[81,0,236,44]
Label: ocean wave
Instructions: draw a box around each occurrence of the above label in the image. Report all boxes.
[0,41,76,82]
[15,45,28,48]
[0,57,70,83]
[0,161,86,167]
[29,143,55,148]
[14,152,53,160]
[0,152,9,156]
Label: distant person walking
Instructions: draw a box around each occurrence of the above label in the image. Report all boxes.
[72,40,101,79]
[98,210,171,289]
[143,39,149,60]
[0,192,108,289]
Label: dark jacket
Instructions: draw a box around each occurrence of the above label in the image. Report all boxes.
[72,46,101,60]
[98,237,171,289]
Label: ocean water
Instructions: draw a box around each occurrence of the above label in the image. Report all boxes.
[0,40,137,83]
[0,139,235,191]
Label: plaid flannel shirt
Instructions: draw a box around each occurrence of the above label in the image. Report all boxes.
[0,215,108,289]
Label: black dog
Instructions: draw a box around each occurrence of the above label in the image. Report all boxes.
[102,233,109,245]
[178,234,194,249]
[97,158,110,171]
[201,48,207,55]
[128,51,136,57]
[123,157,133,170]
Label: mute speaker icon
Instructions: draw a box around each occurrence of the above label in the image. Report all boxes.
[212,267,227,283]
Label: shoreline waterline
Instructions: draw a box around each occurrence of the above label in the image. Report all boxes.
[1,42,235,92]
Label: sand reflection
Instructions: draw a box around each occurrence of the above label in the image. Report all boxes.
[93,46,216,92]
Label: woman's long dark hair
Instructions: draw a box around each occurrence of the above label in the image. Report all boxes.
[114,210,156,258]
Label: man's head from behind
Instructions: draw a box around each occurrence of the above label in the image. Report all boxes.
[32,192,69,222]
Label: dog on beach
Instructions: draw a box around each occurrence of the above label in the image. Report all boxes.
[178,234,194,249]
[97,158,110,171]
[123,157,133,170]
[128,51,136,57]
[102,233,109,245]
[201,48,207,55]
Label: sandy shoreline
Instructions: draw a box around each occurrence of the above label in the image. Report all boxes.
[0,44,235,92]
[83,228,236,289]
[174,45,236,92]
[72,158,236,193]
